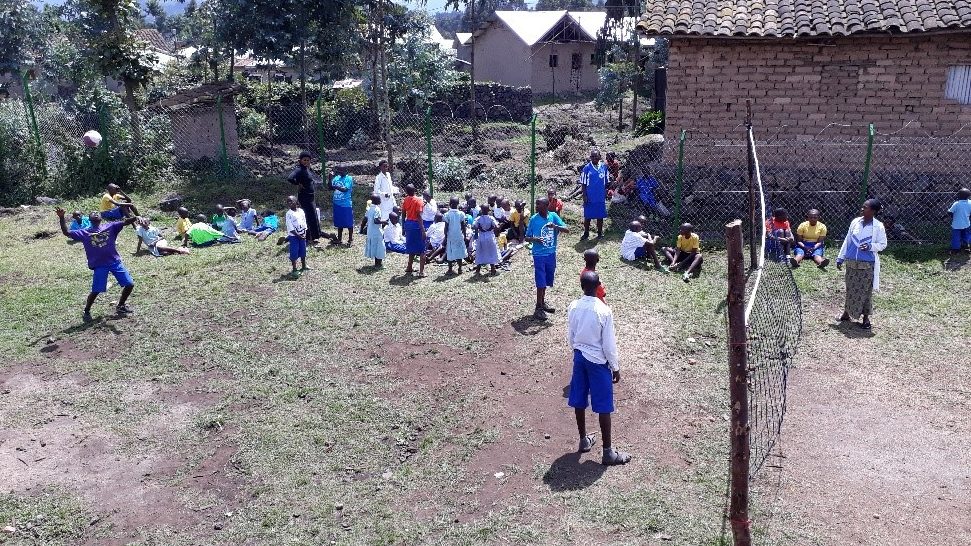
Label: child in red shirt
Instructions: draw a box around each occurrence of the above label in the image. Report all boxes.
[765,207,794,260]
[580,248,607,303]
[547,189,564,216]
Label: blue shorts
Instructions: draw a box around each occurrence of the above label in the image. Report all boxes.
[532,253,556,289]
[101,207,124,220]
[422,220,434,231]
[568,350,614,414]
[386,242,407,254]
[951,227,971,250]
[633,246,646,259]
[253,226,276,234]
[288,236,307,261]
[794,245,824,257]
[333,206,354,229]
[91,260,134,294]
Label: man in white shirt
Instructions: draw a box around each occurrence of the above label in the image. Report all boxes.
[566,271,631,466]
[619,220,666,271]
[383,212,407,254]
[374,160,397,219]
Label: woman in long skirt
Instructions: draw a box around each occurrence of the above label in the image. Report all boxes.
[363,195,386,266]
[836,198,888,330]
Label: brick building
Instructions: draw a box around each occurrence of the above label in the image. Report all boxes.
[637,0,971,139]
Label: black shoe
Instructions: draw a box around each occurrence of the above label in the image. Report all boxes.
[542,303,556,313]
[533,308,548,321]
[818,258,830,269]
[82,311,93,323]
[579,233,589,241]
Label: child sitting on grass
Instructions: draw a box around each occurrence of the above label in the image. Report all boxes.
[426,213,447,263]
[99,183,139,220]
[218,207,241,243]
[619,220,666,271]
[252,210,279,241]
[69,211,91,232]
[175,207,192,247]
[792,209,831,269]
[383,212,407,254]
[765,207,794,260]
[188,214,222,247]
[663,223,704,283]
[947,187,971,254]
[283,195,309,277]
[581,249,607,302]
[211,205,227,231]
[236,199,258,234]
[135,217,190,257]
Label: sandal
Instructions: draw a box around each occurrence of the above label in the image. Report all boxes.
[579,433,596,453]
[601,447,632,466]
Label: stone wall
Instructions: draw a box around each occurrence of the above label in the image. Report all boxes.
[663,33,971,146]
[435,83,533,123]
[169,99,241,162]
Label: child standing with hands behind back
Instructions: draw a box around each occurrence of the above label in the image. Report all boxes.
[284,195,309,278]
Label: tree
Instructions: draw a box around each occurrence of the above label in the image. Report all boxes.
[0,0,44,79]
[145,0,167,32]
[534,0,594,10]
[64,0,158,147]
[386,13,463,111]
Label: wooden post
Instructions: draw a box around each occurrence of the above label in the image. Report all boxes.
[726,219,751,546]
[745,99,757,270]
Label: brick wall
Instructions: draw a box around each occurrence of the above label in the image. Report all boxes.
[664,33,971,140]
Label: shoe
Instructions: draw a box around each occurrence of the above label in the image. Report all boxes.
[789,257,799,268]
[859,320,872,330]
[579,233,589,241]
[82,311,93,323]
[579,434,596,453]
[682,272,690,283]
[542,303,556,313]
[818,258,830,269]
[533,307,548,321]
[596,233,604,240]
[276,236,287,246]
[601,447,632,466]
[116,304,133,315]
[836,313,850,322]
[300,266,311,272]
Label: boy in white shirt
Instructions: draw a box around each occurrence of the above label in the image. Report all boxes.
[425,213,447,262]
[283,195,308,277]
[566,271,631,466]
[421,190,438,230]
[619,220,666,271]
[383,212,407,254]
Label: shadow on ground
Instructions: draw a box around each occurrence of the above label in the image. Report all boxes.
[542,452,606,492]
[511,315,553,336]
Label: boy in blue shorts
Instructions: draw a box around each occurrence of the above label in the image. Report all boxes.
[284,195,309,278]
[524,197,569,321]
[55,207,136,322]
[948,188,971,254]
[792,209,831,269]
[567,271,631,466]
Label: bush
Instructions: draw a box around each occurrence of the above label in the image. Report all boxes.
[634,110,665,136]
[314,88,371,147]
[0,102,45,206]
[237,107,269,147]
[433,156,468,191]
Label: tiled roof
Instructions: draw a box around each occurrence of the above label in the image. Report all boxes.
[133,29,172,52]
[637,0,971,38]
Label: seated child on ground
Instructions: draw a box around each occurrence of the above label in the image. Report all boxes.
[69,211,91,232]
[792,209,830,269]
[236,199,258,234]
[765,207,794,260]
[495,198,512,231]
[383,212,407,254]
[253,210,279,241]
[211,205,227,231]
[663,223,704,283]
[947,187,971,254]
[188,214,222,247]
[175,207,192,247]
[218,207,241,243]
[581,249,607,302]
[135,217,190,257]
[426,213,446,262]
[883,215,921,244]
[99,183,139,220]
[620,220,666,271]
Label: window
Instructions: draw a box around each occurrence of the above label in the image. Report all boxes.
[571,53,581,71]
[945,66,971,105]
[549,54,558,68]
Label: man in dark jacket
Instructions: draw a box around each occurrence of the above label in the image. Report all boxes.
[288,151,323,243]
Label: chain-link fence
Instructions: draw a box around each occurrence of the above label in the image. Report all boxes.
[617,123,971,246]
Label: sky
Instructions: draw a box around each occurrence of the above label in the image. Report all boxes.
[35,0,481,15]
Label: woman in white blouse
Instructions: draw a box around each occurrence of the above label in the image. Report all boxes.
[836,198,888,330]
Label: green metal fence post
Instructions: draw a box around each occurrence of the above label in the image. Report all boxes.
[530,114,537,208]
[425,106,433,197]
[216,95,230,177]
[673,128,686,239]
[316,96,326,175]
[21,72,41,151]
[860,123,875,206]
[97,105,111,186]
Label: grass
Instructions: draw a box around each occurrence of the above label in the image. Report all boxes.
[0,177,968,545]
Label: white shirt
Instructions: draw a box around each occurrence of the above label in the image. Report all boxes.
[494,207,510,222]
[421,199,438,222]
[837,217,888,290]
[285,208,307,236]
[383,222,404,244]
[567,296,620,371]
[427,221,446,247]
[620,230,651,261]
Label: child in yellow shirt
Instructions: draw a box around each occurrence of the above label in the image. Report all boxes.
[663,223,704,283]
[792,209,830,269]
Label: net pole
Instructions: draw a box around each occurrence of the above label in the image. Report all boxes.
[426,106,434,197]
[674,129,685,238]
[530,113,537,208]
[725,219,752,546]
[860,123,875,207]
[745,100,757,269]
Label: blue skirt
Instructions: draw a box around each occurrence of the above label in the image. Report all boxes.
[333,205,354,229]
[583,199,607,220]
[404,220,424,255]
